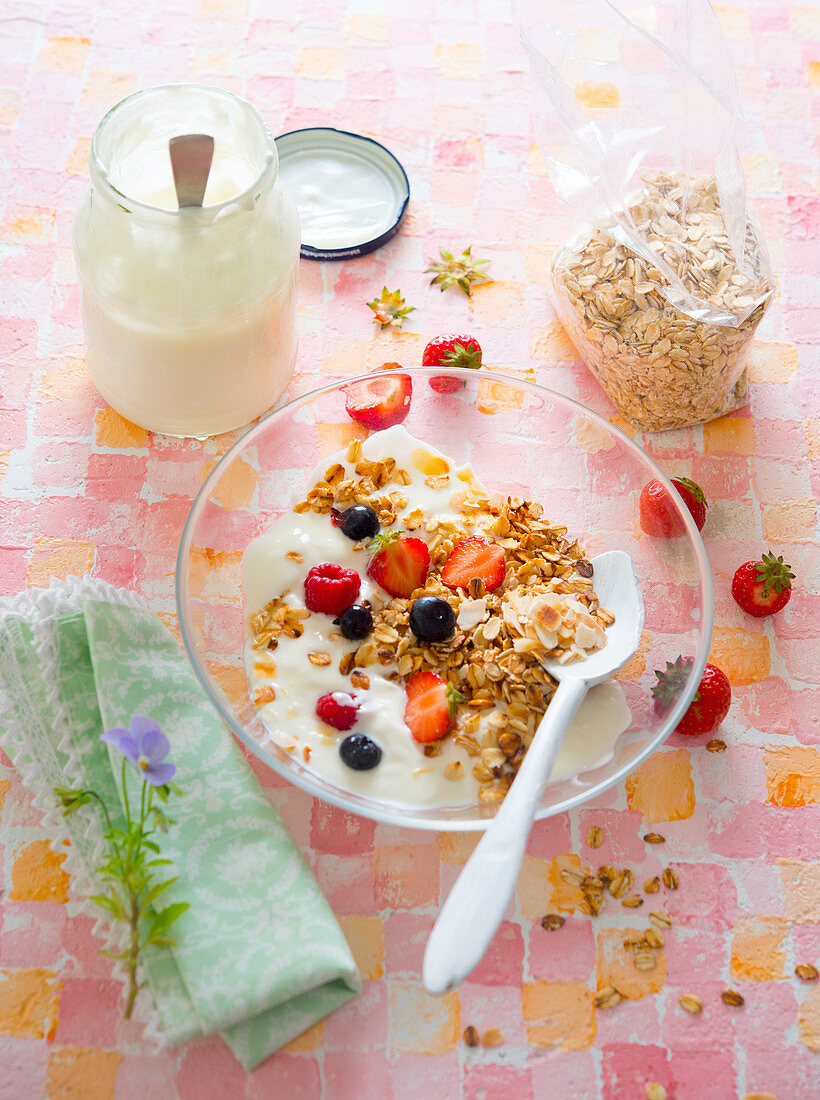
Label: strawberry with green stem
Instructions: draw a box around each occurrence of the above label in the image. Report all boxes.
[652,656,732,736]
[422,334,483,393]
[732,552,795,618]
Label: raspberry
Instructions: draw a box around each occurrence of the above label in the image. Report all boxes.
[316,692,359,731]
[304,563,361,616]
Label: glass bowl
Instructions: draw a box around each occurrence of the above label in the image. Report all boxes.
[176,368,713,830]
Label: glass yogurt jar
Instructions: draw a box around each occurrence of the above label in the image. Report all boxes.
[73,84,300,438]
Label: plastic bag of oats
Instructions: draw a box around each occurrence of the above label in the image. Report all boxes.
[514,0,773,431]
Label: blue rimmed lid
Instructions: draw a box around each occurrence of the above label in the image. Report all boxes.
[274,127,410,260]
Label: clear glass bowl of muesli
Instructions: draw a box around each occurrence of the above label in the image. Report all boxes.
[176,368,713,830]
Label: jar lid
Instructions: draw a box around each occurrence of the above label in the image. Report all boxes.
[274,127,410,260]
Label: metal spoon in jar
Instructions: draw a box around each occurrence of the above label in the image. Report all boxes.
[423,549,644,995]
[169,134,214,209]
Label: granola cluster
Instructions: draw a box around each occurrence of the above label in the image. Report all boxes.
[250,438,614,805]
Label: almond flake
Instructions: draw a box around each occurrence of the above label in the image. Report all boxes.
[643,832,665,844]
[796,964,819,982]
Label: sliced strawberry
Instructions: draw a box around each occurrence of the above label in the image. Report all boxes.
[440,536,506,592]
[404,670,464,743]
[367,530,430,598]
[344,373,412,430]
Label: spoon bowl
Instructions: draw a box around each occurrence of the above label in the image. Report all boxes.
[423,550,644,995]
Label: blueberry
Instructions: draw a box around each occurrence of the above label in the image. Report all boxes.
[338,603,373,640]
[340,733,382,771]
[339,504,380,541]
[409,595,456,643]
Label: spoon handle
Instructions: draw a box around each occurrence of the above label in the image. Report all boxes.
[423,676,588,995]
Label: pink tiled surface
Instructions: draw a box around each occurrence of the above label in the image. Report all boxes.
[1,0,819,1097]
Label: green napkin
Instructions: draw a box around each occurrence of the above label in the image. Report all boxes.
[0,578,360,1070]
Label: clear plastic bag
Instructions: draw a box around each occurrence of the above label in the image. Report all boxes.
[515,0,773,431]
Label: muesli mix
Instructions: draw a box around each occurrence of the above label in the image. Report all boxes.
[246,429,615,805]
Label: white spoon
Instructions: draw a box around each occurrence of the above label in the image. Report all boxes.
[423,549,644,995]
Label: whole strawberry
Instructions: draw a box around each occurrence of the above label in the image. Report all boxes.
[422,334,483,394]
[652,656,731,737]
[639,477,708,538]
[732,552,794,618]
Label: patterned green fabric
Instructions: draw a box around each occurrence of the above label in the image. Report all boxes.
[0,582,360,1070]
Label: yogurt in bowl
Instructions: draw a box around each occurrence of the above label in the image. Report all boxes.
[242,424,631,810]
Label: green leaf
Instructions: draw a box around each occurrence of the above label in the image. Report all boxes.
[144,934,178,949]
[145,858,173,868]
[143,839,161,854]
[88,893,126,920]
[148,902,190,939]
[142,877,178,908]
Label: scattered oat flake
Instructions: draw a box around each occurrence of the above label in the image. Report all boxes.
[796,964,819,981]
[634,949,657,971]
[621,894,644,909]
[721,989,745,1006]
[679,994,703,1014]
[644,875,661,894]
[481,1028,504,1048]
[649,911,673,928]
[643,832,665,844]
[541,914,566,931]
[706,738,727,753]
[463,1025,480,1047]
[594,986,622,1009]
[662,867,679,890]
[586,825,604,848]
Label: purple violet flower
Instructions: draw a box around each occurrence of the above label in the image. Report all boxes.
[101,716,176,787]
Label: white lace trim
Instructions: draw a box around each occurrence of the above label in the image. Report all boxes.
[0,576,165,1047]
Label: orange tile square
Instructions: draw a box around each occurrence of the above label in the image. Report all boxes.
[200,455,258,511]
[27,538,96,587]
[0,969,61,1039]
[10,840,69,903]
[94,408,149,449]
[730,915,788,981]
[388,983,460,1053]
[0,204,56,242]
[295,46,344,79]
[434,43,482,79]
[778,859,820,923]
[521,980,596,1050]
[703,415,756,455]
[574,80,621,109]
[746,341,800,384]
[708,625,771,685]
[46,1046,123,1099]
[595,927,666,1000]
[35,36,91,74]
[763,498,817,543]
[437,832,479,865]
[186,547,243,601]
[624,749,695,823]
[338,915,385,980]
[764,745,820,807]
[374,844,438,909]
[81,70,138,107]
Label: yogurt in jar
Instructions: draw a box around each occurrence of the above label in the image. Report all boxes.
[243,425,631,809]
[73,84,300,438]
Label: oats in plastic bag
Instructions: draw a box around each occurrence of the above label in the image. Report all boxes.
[515,0,773,430]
